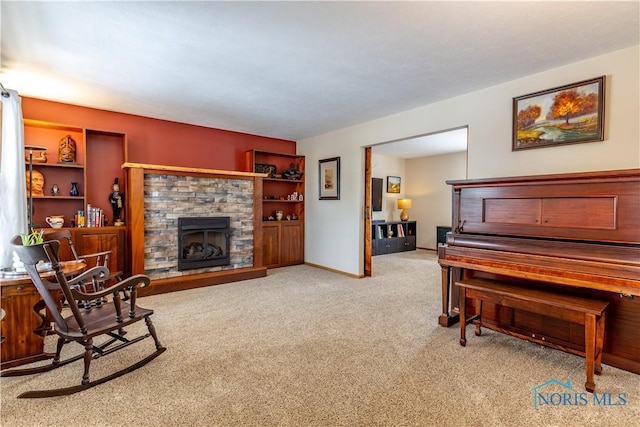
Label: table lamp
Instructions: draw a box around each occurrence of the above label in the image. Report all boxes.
[398,198,412,221]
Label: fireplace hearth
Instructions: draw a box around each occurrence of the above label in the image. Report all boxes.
[178,217,231,271]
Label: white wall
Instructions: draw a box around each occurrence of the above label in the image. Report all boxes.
[371,151,467,249]
[371,153,405,223]
[405,151,467,249]
[298,46,639,276]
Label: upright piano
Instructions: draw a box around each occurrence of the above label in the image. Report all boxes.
[438,169,640,374]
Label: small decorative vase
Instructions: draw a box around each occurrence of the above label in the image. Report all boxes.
[275,211,283,221]
[70,182,79,197]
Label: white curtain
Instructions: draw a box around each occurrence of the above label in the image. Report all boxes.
[0,89,27,269]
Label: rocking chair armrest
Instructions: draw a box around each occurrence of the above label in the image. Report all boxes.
[70,274,151,301]
[66,266,111,287]
[78,250,113,261]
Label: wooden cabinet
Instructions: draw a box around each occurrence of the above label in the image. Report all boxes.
[0,261,86,369]
[42,226,127,277]
[261,221,304,268]
[0,280,49,369]
[246,150,305,268]
[24,119,126,228]
[372,221,416,256]
[280,221,304,265]
[75,227,127,276]
[262,223,281,267]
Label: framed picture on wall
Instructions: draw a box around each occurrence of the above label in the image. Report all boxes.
[387,176,400,193]
[512,76,605,151]
[319,157,340,200]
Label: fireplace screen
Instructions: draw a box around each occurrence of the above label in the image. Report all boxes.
[178,217,231,271]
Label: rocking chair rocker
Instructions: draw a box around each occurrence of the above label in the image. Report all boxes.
[2,237,166,398]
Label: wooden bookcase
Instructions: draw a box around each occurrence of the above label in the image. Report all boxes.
[23,119,128,274]
[372,221,417,256]
[24,119,126,227]
[246,150,305,268]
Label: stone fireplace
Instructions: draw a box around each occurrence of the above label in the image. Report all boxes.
[123,163,266,295]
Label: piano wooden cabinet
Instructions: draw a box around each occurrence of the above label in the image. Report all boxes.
[438,168,640,374]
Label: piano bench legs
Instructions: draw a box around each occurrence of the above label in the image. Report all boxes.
[457,278,608,393]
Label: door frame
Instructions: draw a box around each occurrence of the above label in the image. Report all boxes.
[364,146,372,277]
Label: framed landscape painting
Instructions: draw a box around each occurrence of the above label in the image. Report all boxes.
[387,176,401,193]
[512,76,605,151]
[319,157,340,200]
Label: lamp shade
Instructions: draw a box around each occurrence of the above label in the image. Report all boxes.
[397,199,412,209]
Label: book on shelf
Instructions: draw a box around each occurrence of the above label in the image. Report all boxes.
[397,224,405,237]
[376,225,383,239]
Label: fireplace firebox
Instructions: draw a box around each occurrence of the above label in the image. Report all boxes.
[178,217,231,271]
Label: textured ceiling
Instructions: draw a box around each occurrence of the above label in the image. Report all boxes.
[1,1,638,145]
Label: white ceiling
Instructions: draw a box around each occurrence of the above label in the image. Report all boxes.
[1,1,638,155]
[373,127,468,159]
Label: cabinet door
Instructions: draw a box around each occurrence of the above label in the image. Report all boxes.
[0,285,47,368]
[281,222,303,265]
[376,238,391,255]
[404,235,417,251]
[75,229,124,274]
[388,238,404,253]
[262,223,280,268]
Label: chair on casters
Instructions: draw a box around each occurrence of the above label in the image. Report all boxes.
[2,236,166,398]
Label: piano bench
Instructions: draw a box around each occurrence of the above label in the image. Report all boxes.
[456,278,609,393]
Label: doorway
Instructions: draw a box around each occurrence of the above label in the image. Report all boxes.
[363,127,468,276]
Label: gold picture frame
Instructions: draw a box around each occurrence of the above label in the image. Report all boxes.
[513,76,605,151]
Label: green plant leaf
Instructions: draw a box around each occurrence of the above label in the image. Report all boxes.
[20,228,45,246]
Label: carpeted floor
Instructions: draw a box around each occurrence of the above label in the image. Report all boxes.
[1,250,638,426]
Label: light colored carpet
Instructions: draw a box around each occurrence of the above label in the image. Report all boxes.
[1,250,638,426]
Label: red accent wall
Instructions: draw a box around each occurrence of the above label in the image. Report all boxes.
[22,97,296,171]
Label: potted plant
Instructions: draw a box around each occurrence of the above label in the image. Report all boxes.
[19,228,45,246]
[12,229,45,272]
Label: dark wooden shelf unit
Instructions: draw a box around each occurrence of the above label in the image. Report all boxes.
[372,221,416,256]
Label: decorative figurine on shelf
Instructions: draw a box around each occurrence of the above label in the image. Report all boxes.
[58,135,77,163]
[70,182,80,197]
[25,170,45,196]
[25,150,47,163]
[51,184,60,196]
[282,163,302,180]
[109,177,124,226]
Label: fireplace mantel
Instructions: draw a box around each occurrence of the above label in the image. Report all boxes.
[122,162,268,179]
[123,163,266,296]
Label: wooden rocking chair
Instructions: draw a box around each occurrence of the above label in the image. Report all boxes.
[2,237,166,398]
[43,228,124,292]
